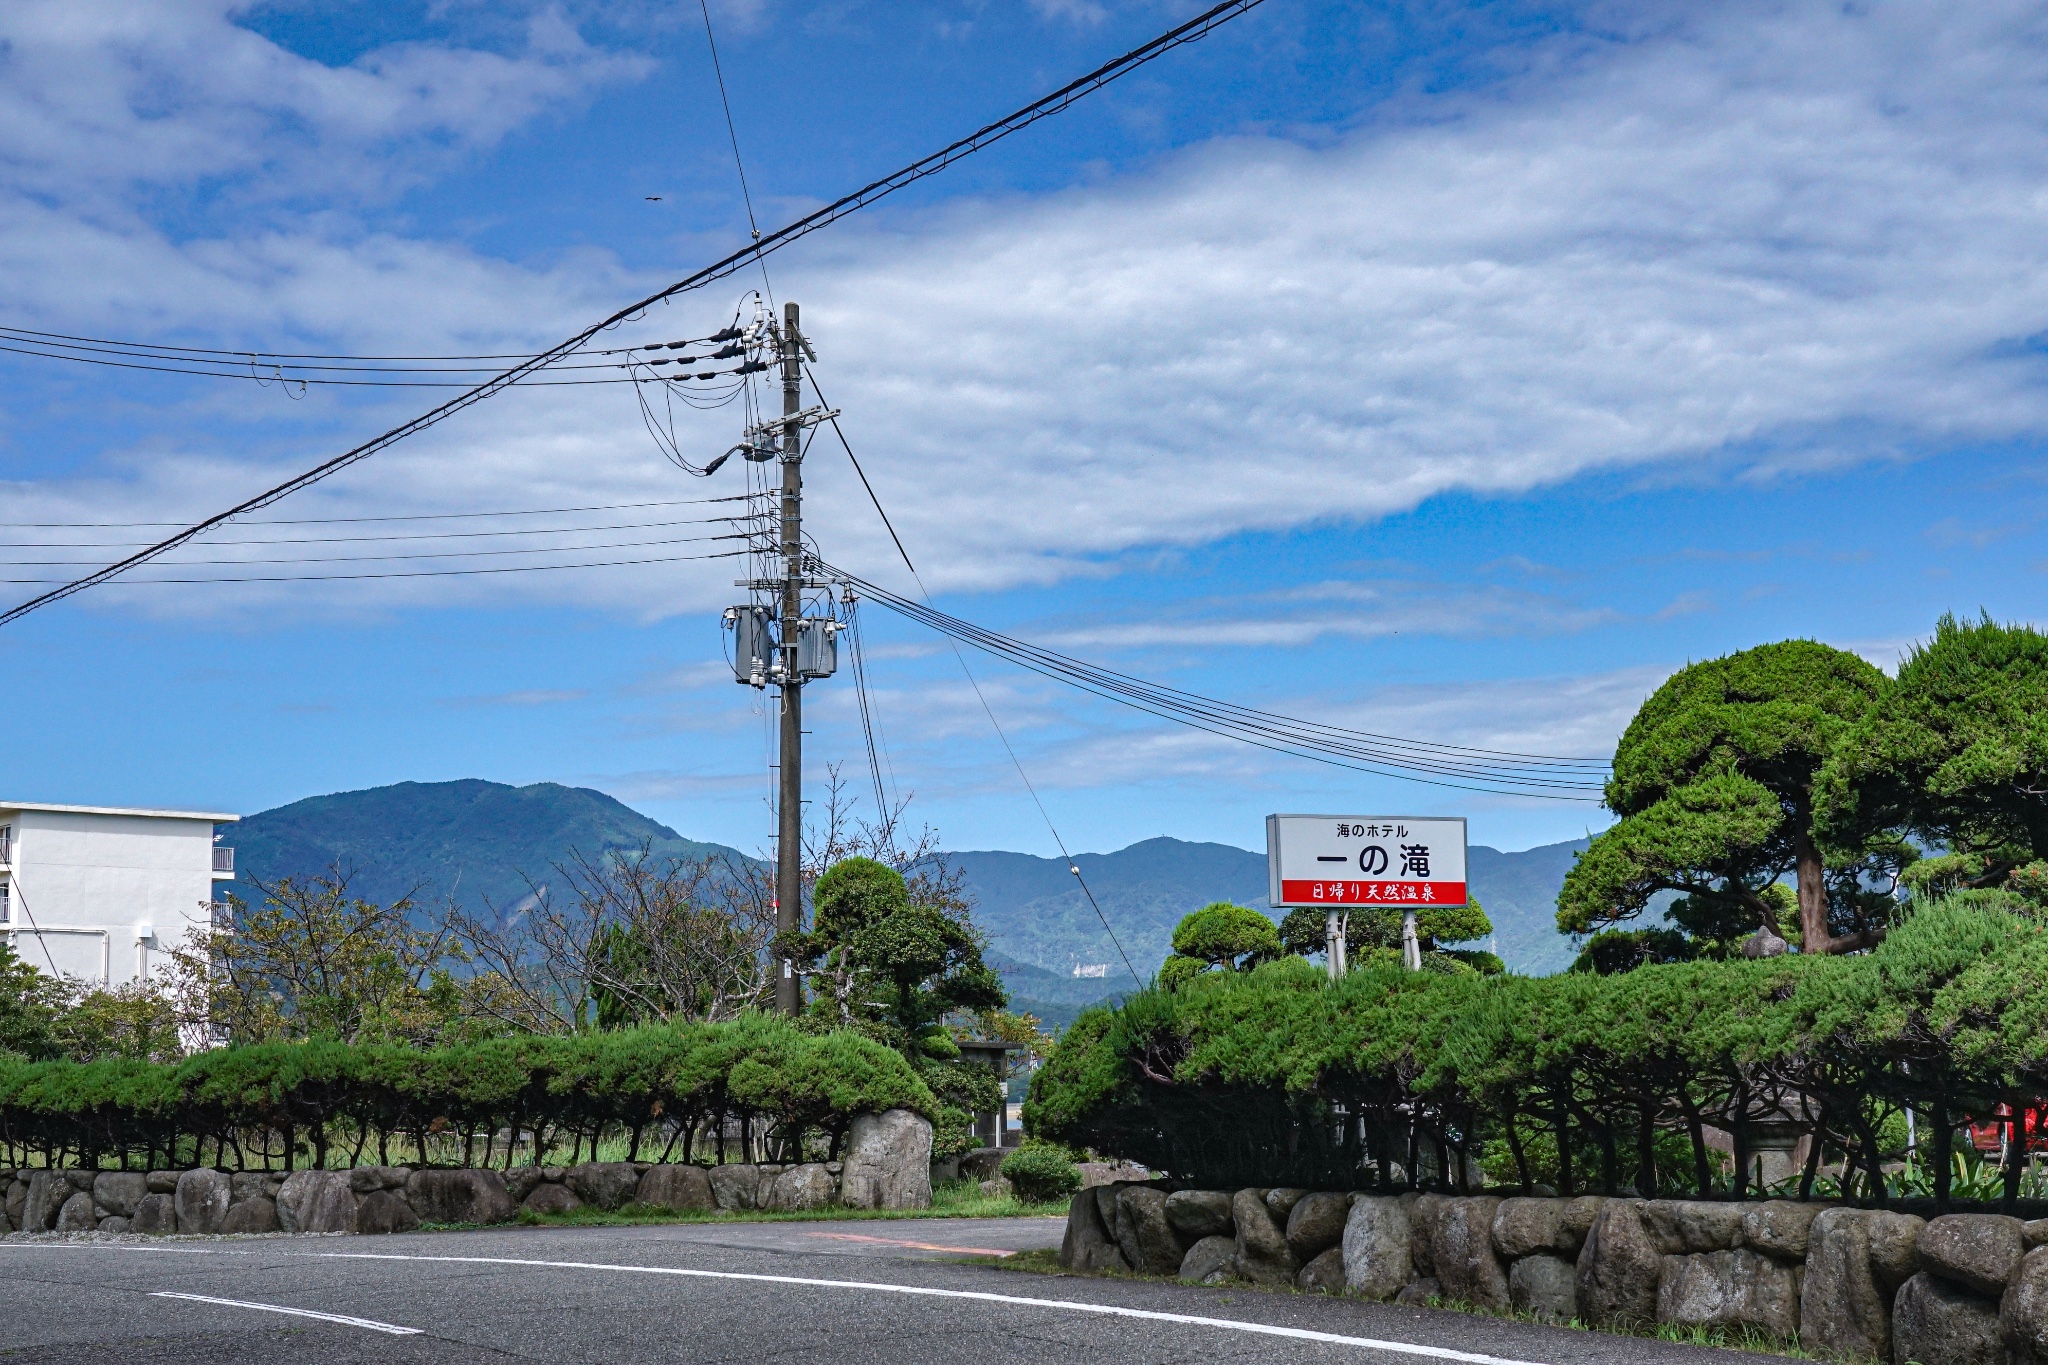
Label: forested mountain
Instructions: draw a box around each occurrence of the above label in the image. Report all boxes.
[230,779,740,918]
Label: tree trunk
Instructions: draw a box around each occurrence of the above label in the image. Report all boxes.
[1933,1099,1953,1212]
[1553,1096,1575,1197]
[1795,827,1884,954]
[1505,1113,1532,1193]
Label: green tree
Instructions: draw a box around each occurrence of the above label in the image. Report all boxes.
[1817,613,2048,901]
[1158,902,1281,986]
[1280,898,1500,973]
[799,856,1006,1058]
[0,939,62,1059]
[1559,640,1899,956]
[169,872,463,1046]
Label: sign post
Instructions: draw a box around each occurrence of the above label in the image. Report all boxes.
[1266,815,1468,977]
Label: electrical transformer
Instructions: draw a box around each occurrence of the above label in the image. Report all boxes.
[794,618,839,679]
[723,605,776,686]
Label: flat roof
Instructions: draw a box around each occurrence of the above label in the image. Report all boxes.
[0,801,239,823]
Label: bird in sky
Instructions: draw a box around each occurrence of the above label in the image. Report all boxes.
[645,196,663,202]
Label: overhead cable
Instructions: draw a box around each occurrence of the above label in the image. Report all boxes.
[821,562,1611,802]
[0,0,1272,629]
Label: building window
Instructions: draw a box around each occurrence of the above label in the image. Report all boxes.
[0,825,10,864]
[0,881,9,925]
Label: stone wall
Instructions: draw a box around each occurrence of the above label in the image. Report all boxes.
[0,1108,932,1237]
[1061,1185,2048,1365]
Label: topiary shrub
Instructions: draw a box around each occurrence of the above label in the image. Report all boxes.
[1001,1142,1082,1204]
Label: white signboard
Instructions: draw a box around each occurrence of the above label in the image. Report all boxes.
[1266,814,1468,909]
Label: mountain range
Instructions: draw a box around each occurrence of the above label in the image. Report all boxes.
[227,779,1590,1022]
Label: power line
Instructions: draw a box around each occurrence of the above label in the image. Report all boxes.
[0,547,743,587]
[0,495,750,530]
[809,392,1143,988]
[0,0,1272,630]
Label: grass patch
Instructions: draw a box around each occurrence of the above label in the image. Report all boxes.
[504,1179,1069,1229]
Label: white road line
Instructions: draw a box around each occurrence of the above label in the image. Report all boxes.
[151,1291,422,1336]
[306,1251,1552,1365]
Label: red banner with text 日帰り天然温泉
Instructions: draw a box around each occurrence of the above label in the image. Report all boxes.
[1277,879,1468,905]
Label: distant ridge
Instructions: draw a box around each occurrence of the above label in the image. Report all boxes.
[230,779,742,916]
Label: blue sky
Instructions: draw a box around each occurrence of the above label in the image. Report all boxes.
[3,0,2047,862]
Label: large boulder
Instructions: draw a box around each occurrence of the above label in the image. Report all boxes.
[1434,1196,1508,1310]
[709,1164,761,1211]
[1577,1200,1663,1327]
[638,1165,715,1213]
[839,1110,933,1210]
[1558,1195,1606,1255]
[1344,1195,1414,1301]
[762,1164,836,1213]
[1059,1187,1129,1273]
[1641,1200,1744,1254]
[131,1193,176,1235]
[1287,1191,1352,1262]
[1410,1192,1445,1275]
[1298,1247,1348,1295]
[565,1163,644,1211]
[24,1170,72,1232]
[1870,1212,1928,1294]
[1802,1208,1894,1362]
[353,1191,418,1236]
[504,1167,548,1203]
[403,1169,516,1226]
[522,1183,583,1215]
[221,1197,280,1234]
[277,1170,357,1234]
[1180,1235,1237,1284]
[1113,1186,1186,1276]
[2005,1246,2048,1363]
[174,1169,231,1235]
[1745,1200,1825,1262]
[1164,1189,1234,1242]
[1918,1215,2027,1297]
[55,1191,97,1232]
[1512,1254,1579,1323]
[145,1170,179,1194]
[1893,1271,2004,1365]
[1656,1249,1800,1336]
[98,1216,129,1234]
[1493,1198,1566,1259]
[230,1173,278,1207]
[5,1176,26,1229]
[1265,1188,1310,1221]
[93,1172,148,1220]
[1232,1187,1299,1287]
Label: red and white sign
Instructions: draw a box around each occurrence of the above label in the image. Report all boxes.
[1266,814,1467,909]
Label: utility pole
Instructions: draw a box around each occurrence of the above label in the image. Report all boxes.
[775,300,805,1017]
[720,299,838,1018]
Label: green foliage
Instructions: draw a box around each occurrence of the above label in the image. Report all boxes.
[1279,897,1495,973]
[0,1015,933,1171]
[0,940,63,1060]
[1000,1142,1082,1202]
[1819,612,2048,879]
[1171,902,1283,970]
[1561,640,1899,955]
[1029,895,2048,1195]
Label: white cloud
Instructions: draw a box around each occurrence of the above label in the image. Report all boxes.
[9,0,2048,627]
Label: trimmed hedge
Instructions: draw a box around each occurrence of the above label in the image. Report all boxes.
[0,1014,932,1171]
[1026,895,2048,1202]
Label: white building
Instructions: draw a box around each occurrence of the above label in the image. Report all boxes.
[0,801,238,988]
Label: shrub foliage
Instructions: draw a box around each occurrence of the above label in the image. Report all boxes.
[1027,895,2048,1204]
[0,1013,932,1172]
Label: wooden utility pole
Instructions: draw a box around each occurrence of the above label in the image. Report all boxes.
[775,301,805,1016]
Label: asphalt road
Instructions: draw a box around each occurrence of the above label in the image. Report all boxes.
[2,1218,1748,1365]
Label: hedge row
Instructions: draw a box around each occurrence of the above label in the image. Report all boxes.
[0,1014,933,1171]
[1025,894,2048,1206]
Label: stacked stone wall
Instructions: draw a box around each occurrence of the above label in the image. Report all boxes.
[1061,1185,2048,1364]
[0,1108,931,1237]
